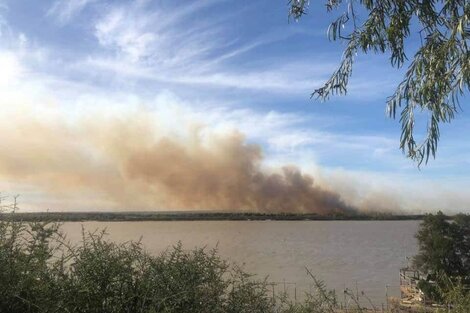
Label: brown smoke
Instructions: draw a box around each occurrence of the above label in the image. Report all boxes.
[0,106,354,213]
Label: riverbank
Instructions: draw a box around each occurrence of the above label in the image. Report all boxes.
[0,211,427,222]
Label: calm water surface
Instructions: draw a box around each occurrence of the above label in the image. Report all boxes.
[61,220,419,305]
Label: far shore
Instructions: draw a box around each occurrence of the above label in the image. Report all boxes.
[0,211,429,222]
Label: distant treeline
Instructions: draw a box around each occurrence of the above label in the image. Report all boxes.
[0,211,428,222]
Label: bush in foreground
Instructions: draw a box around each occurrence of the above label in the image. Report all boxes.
[0,218,265,313]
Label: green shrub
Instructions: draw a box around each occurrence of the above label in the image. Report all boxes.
[413,212,470,301]
[0,206,278,313]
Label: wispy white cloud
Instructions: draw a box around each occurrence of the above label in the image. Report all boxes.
[48,0,97,23]
[94,6,155,62]
[76,0,335,93]
[268,131,395,151]
[93,1,228,64]
[78,55,329,93]
[24,0,393,96]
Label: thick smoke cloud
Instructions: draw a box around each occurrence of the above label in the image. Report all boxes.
[123,134,354,213]
[0,106,354,213]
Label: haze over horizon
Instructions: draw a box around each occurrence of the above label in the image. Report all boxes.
[0,0,469,214]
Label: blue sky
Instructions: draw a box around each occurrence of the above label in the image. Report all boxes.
[0,0,469,213]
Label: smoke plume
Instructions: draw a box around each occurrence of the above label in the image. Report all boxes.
[0,105,354,213]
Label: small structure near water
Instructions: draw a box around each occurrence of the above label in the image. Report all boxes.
[399,267,424,306]
[398,267,446,312]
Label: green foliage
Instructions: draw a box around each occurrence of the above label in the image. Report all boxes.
[417,279,443,302]
[289,0,469,165]
[413,211,470,301]
[0,219,272,313]
[437,280,470,313]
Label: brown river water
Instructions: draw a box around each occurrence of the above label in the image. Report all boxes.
[60,220,419,306]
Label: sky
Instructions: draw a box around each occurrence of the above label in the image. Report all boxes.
[0,0,469,213]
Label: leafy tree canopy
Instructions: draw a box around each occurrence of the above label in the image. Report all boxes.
[413,212,470,299]
[289,0,469,165]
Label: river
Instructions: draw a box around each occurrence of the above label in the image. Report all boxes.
[60,220,419,306]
